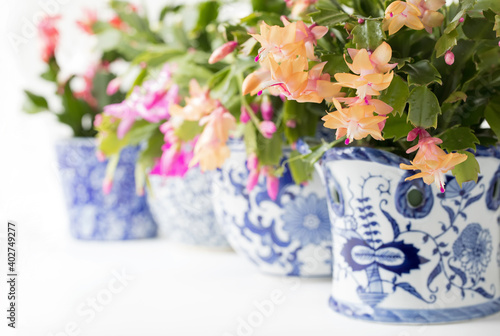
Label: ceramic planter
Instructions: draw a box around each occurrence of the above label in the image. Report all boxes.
[212,139,332,276]
[55,138,157,240]
[319,146,500,323]
[147,168,229,248]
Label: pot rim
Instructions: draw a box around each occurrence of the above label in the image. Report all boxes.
[322,145,500,168]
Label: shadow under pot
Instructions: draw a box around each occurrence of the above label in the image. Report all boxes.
[212,139,333,276]
[147,168,230,248]
[319,146,500,324]
[55,138,157,240]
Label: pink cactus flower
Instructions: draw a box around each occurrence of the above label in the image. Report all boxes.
[209,41,238,64]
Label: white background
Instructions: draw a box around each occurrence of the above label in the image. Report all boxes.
[0,0,499,335]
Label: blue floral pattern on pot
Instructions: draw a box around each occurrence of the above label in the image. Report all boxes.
[320,146,500,323]
[211,139,332,276]
[147,168,229,248]
[55,138,157,240]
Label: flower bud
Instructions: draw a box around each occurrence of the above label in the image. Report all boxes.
[103,178,113,195]
[246,170,260,192]
[208,41,238,64]
[445,50,454,65]
[286,119,297,128]
[260,121,277,139]
[266,174,279,201]
[106,78,121,95]
[261,96,273,121]
[246,153,259,171]
[240,106,251,124]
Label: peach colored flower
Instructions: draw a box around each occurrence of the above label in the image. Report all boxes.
[282,17,329,61]
[170,79,218,122]
[400,152,468,192]
[251,21,307,63]
[190,107,236,171]
[334,43,395,99]
[383,1,424,35]
[322,99,387,144]
[408,0,445,33]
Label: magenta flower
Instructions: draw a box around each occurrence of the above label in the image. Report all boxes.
[260,121,277,139]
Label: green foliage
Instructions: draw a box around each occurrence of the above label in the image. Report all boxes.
[484,97,500,139]
[452,151,480,187]
[256,132,283,166]
[23,90,49,114]
[251,0,286,13]
[383,113,413,141]
[193,1,220,34]
[352,20,384,50]
[407,86,441,129]
[59,79,96,137]
[309,0,350,27]
[435,30,458,58]
[379,75,410,116]
[283,100,318,144]
[288,150,315,184]
[440,127,480,152]
[400,60,442,86]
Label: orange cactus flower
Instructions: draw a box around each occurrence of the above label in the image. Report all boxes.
[335,71,394,99]
[322,99,387,144]
[251,22,307,63]
[400,152,468,192]
[282,17,329,61]
[296,62,342,103]
[408,0,445,33]
[189,107,236,171]
[242,68,273,96]
[383,1,424,35]
[337,96,393,116]
[335,43,395,99]
[170,79,218,122]
[346,42,398,74]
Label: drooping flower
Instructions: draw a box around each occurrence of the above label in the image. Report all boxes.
[209,41,238,64]
[38,16,60,63]
[382,1,424,35]
[408,0,445,33]
[322,99,387,144]
[400,153,468,192]
[189,106,236,171]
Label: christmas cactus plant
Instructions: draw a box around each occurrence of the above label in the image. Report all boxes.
[232,0,500,192]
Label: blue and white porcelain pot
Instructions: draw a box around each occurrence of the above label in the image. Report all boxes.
[55,138,157,240]
[212,139,332,276]
[319,146,500,323]
[147,168,230,248]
